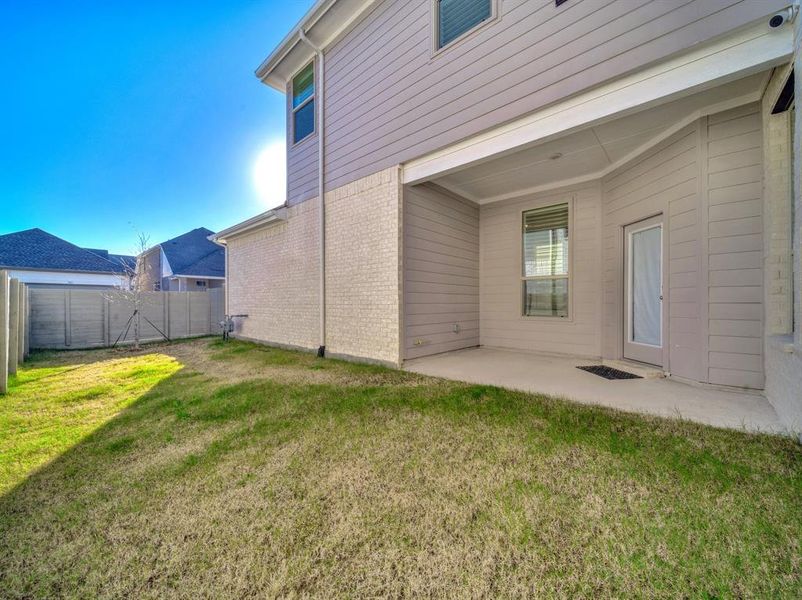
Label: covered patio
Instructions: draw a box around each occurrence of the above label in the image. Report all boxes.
[405,347,785,433]
[400,66,784,408]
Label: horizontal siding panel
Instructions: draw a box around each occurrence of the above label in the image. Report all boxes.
[405,337,480,359]
[314,0,785,191]
[480,184,602,356]
[404,184,479,359]
[708,368,764,389]
[326,0,752,182]
[709,335,763,354]
[709,319,761,338]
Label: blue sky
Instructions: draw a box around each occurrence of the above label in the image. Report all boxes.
[0,0,312,255]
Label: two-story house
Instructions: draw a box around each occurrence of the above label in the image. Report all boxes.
[138,228,226,292]
[214,0,802,433]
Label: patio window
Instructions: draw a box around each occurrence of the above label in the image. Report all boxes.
[436,0,492,49]
[292,62,314,144]
[522,203,569,318]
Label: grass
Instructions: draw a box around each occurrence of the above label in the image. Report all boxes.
[0,339,800,597]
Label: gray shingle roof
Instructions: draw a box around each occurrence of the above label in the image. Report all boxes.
[160,228,224,278]
[0,228,128,274]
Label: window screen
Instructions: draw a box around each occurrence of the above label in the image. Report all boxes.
[292,63,315,143]
[522,203,569,317]
[438,0,492,48]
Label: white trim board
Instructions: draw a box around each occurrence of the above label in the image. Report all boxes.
[6,269,128,288]
[476,85,767,204]
[212,207,288,243]
[402,20,793,187]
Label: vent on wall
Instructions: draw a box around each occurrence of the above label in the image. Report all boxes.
[771,70,794,114]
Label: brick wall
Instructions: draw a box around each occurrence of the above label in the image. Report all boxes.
[325,166,402,365]
[226,200,320,351]
[762,63,794,336]
[761,42,802,434]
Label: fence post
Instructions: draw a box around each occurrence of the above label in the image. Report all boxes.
[17,283,25,364]
[0,271,8,394]
[165,292,171,340]
[23,285,29,358]
[105,295,111,346]
[186,293,190,336]
[65,289,72,347]
[8,279,19,375]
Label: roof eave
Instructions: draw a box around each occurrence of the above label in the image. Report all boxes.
[255,0,376,91]
[210,207,288,244]
[0,265,126,276]
[254,0,336,87]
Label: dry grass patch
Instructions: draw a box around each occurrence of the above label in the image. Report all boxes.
[0,338,800,597]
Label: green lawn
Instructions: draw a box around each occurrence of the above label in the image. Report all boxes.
[0,339,800,597]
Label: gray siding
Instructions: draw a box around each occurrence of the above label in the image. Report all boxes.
[286,60,319,205]
[599,105,764,388]
[480,182,602,357]
[601,123,703,381]
[139,248,161,291]
[705,105,764,388]
[404,184,479,359]
[315,0,784,193]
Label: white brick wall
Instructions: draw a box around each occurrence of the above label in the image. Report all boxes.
[325,166,402,365]
[226,200,320,351]
[225,167,403,365]
[761,21,802,435]
[762,63,794,336]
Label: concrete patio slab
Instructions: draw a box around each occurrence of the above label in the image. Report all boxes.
[404,347,786,434]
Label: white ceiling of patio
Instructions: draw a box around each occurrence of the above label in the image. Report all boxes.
[431,71,769,204]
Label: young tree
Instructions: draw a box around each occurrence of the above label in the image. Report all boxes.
[107,232,157,350]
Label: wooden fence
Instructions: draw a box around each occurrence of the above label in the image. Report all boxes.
[0,271,224,393]
[28,288,225,350]
[1,272,30,394]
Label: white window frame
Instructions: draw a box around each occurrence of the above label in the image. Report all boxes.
[431,0,498,56]
[520,198,573,320]
[291,60,315,146]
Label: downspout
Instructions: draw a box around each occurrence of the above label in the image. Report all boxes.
[298,28,326,358]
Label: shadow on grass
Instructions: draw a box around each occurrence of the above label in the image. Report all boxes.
[1,340,801,597]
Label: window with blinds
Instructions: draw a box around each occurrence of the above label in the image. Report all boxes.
[437,0,492,49]
[292,62,315,143]
[522,203,569,317]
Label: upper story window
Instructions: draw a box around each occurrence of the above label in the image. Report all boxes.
[522,203,570,318]
[436,0,492,49]
[292,62,315,144]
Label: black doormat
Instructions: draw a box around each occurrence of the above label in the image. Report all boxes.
[577,365,642,380]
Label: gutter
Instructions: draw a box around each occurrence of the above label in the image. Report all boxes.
[298,29,327,358]
[209,207,288,244]
[254,0,337,87]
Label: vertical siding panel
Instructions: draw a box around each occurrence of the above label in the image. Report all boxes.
[403,184,479,358]
[705,105,764,388]
[601,124,703,380]
[311,0,785,191]
[286,61,319,205]
[479,183,602,357]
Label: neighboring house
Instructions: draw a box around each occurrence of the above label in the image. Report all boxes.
[0,228,134,289]
[214,0,802,432]
[138,228,225,292]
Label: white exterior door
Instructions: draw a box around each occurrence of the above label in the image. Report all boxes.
[624,216,664,366]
